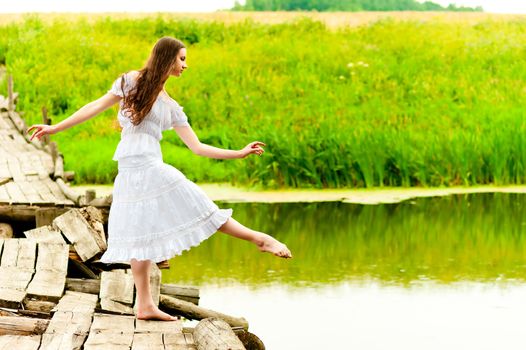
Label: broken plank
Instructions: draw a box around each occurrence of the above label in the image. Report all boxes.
[99,270,134,312]
[0,288,26,309]
[23,225,65,244]
[26,270,66,302]
[53,209,103,261]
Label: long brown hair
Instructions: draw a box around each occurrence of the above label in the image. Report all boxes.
[121,37,185,125]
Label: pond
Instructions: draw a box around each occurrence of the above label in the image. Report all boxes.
[162,194,526,349]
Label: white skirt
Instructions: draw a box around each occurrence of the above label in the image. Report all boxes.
[100,154,232,263]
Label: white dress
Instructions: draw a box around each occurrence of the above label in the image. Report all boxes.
[99,72,233,263]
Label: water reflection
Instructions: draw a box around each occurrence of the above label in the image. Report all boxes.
[163,193,526,287]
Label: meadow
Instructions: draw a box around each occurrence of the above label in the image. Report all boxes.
[1,12,526,188]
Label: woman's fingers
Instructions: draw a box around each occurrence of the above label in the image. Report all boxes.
[251,141,266,148]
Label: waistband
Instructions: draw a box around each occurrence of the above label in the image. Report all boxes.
[117,155,163,170]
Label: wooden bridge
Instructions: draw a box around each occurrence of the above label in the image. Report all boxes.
[0,77,259,349]
[0,76,111,226]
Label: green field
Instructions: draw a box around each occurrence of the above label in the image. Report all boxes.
[1,13,526,188]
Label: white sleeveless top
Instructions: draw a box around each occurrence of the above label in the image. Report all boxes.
[108,71,190,161]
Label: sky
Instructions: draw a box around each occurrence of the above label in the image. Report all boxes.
[0,0,525,14]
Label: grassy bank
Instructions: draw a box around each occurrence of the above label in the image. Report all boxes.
[1,14,526,188]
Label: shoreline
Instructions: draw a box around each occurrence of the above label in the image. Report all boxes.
[71,183,526,205]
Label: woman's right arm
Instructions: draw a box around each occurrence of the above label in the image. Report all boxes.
[28,92,122,141]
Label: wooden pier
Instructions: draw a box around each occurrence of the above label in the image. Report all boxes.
[0,78,262,349]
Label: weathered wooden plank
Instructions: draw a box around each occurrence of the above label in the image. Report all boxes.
[0,185,9,203]
[26,270,66,301]
[193,318,245,350]
[0,267,33,290]
[26,243,68,301]
[6,158,25,183]
[0,239,19,267]
[23,225,66,244]
[0,288,26,309]
[32,180,56,203]
[84,314,135,350]
[4,181,28,203]
[53,291,98,313]
[40,291,98,350]
[90,313,135,332]
[53,209,103,261]
[40,332,87,350]
[135,319,182,334]
[132,333,163,350]
[43,178,66,200]
[0,335,41,350]
[35,243,69,273]
[17,239,37,270]
[163,333,188,348]
[99,270,134,313]
[44,311,93,335]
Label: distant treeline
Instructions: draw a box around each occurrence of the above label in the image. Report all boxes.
[232,0,483,12]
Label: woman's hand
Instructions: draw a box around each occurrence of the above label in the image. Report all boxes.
[239,141,266,158]
[27,124,58,141]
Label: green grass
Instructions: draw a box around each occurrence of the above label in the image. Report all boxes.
[2,15,526,188]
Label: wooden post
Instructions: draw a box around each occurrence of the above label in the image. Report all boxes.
[7,75,13,112]
[49,142,58,164]
[41,106,50,145]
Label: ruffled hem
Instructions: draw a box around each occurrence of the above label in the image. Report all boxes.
[113,133,162,161]
[99,208,232,263]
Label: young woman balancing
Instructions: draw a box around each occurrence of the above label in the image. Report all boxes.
[27,37,292,321]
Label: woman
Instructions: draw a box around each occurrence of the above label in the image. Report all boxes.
[28,36,292,321]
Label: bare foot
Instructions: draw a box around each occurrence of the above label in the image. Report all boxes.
[136,305,178,321]
[257,233,292,259]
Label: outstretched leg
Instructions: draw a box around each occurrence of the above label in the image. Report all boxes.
[218,217,292,258]
[130,259,177,321]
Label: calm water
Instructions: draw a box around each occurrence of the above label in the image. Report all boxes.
[163,194,526,349]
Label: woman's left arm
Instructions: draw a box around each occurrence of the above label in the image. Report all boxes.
[173,125,265,159]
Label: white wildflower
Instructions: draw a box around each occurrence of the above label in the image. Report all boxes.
[347,62,354,68]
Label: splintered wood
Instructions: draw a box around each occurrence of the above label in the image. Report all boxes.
[53,208,106,261]
[23,226,65,244]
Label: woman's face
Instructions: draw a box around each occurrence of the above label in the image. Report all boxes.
[171,48,187,77]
